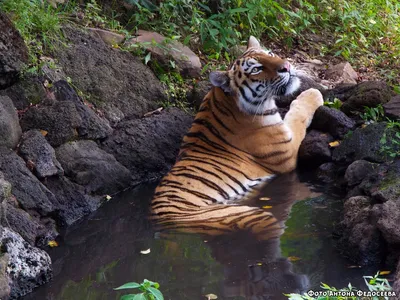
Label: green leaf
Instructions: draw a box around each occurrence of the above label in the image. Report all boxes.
[144,52,151,65]
[148,287,164,300]
[132,293,146,300]
[120,294,139,300]
[114,282,141,290]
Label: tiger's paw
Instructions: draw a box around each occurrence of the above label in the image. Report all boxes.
[292,88,324,112]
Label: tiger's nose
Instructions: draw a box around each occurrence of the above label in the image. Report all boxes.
[277,61,291,73]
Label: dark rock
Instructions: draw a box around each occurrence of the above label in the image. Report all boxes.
[44,176,101,226]
[55,25,165,122]
[298,130,334,167]
[1,227,52,299]
[335,196,384,265]
[19,130,64,178]
[344,160,378,187]
[316,162,338,183]
[56,140,131,195]
[394,261,400,297]
[51,80,112,140]
[0,12,29,89]
[20,100,82,147]
[0,253,10,300]
[0,96,22,149]
[332,122,400,165]
[187,80,212,110]
[310,106,356,139]
[276,75,326,108]
[383,95,400,120]
[0,75,46,110]
[330,81,392,115]
[0,148,55,216]
[102,108,193,183]
[127,30,202,78]
[0,172,12,201]
[373,201,400,245]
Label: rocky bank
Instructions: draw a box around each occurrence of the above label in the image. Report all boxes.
[1,8,400,299]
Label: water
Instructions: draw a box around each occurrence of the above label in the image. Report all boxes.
[25,172,378,300]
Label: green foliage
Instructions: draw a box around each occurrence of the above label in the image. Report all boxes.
[286,272,393,300]
[361,105,385,123]
[115,279,164,300]
[380,120,400,159]
[324,98,343,110]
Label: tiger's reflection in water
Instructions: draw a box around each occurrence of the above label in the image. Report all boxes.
[156,172,321,299]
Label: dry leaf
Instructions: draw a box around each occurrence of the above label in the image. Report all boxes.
[379,271,391,275]
[259,197,271,201]
[347,265,361,269]
[262,205,272,209]
[105,195,112,201]
[140,248,151,254]
[361,124,368,128]
[40,130,48,137]
[329,141,340,147]
[288,256,301,262]
[48,240,58,247]
[256,263,262,266]
[205,294,218,299]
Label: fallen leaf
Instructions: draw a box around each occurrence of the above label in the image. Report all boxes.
[105,195,112,201]
[361,124,368,128]
[144,107,163,117]
[204,294,218,299]
[379,271,391,275]
[288,256,301,262]
[48,240,58,247]
[329,141,340,147]
[347,265,362,269]
[40,130,48,137]
[140,248,151,254]
[256,262,263,266]
[259,197,271,201]
[262,205,273,209]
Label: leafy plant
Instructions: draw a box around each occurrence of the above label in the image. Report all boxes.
[324,98,343,110]
[361,105,385,123]
[380,120,400,159]
[115,279,164,300]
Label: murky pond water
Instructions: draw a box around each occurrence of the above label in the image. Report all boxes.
[25,172,379,300]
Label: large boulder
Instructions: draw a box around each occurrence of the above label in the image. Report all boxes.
[324,62,358,85]
[102,108,193,183]
[298,130,333,167]
[310,106,356,139]
[127,30,202,78]
[344,160,378,187]
[383,95,400,120]
[0,96,22,149]
[0,12,29,89]
[332,122,400,165]
[19,130,64,178]
[55,25,165,122]
[1,227,52,299]
[56,140,132,195]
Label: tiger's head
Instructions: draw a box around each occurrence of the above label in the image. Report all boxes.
[209,36,300,114]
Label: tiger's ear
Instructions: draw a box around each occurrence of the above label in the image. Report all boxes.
[209,71,231,93]
[247,36,261,49]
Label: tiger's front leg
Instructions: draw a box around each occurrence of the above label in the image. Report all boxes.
[283,88,324,151]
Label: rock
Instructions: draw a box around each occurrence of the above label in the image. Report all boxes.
[298,130,334,167]
[51,80,112,141]
[127,30,202,78]
[0,96,22,149]
[56,140,131,195]
[186,80,212,110]
[383,95,400,120]
[0,74,47,110]
[0,172,12,201]
[344,160,378,187]
[1,227,52,299]
[19,130,64,178]
[43,176,101,226]
[332,123,400,165]
[310,106,356,139]
[325,62,358,84]
[20,100,82,147]
[335,196,384,265]
[394,261,400,297]
[0,253,10,300]
[373,201,400,245]
[0,12,29,89]
[316,162,339,183]
[55,25,165,121]
[87,28,125,45]
[102,108,193,183]
[0,148,55,216]
[330,81,392,115]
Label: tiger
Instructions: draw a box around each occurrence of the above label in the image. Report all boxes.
[150,36,324,240]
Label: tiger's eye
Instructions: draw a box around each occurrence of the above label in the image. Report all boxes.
[251,67,261,73]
